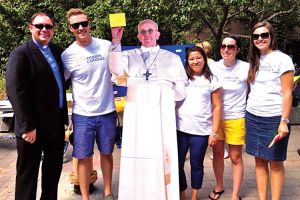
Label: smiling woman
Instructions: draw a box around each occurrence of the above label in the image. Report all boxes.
[176,46,221,200]
[246,21,295,200]
[209,35,249,200]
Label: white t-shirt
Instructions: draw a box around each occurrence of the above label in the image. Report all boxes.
[176,75,221,136]
[62,37,116,116]
[246,50,294,117]
[210,59,249,120]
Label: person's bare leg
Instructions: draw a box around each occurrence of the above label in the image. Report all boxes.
[270,161,285,200]
[88,156,93,175]
[78,156,92,200]
[228,145,243,200]
[255,157,269,200]
[73,158,78,177]
[180,191,186,200]
[101,153,113,196]
[191,188,199,200]
[210,140,225,199]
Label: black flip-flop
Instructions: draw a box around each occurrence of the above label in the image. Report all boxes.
[208,190,225,200]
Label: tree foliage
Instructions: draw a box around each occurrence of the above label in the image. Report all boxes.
[0,0,299,72]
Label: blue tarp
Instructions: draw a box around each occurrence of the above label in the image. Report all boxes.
[122,44,194,65]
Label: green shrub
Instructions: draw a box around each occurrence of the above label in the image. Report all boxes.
[0,75,6,100]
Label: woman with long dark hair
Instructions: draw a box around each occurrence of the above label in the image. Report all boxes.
[176,46,221,200]
[209,35,249,200]
[246,21,294,200]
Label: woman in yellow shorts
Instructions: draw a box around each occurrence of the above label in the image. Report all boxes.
[209,35,249,200]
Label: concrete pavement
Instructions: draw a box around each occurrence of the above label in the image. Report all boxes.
[0,126,300,200]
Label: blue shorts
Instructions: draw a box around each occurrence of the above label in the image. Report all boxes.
[72,112,116,159]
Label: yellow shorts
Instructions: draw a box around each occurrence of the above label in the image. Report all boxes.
[218,117,245,145]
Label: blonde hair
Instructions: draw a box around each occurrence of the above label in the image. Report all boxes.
[196,41,212,56]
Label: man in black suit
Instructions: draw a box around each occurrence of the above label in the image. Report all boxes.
[6,12,68,200]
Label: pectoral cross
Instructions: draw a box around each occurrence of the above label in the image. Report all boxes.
[143,69,152,81]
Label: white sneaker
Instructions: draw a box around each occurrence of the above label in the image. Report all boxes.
[210,150,229,160]
[224,149,229,159]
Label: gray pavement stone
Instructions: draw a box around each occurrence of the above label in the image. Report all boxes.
[0,126,300,199]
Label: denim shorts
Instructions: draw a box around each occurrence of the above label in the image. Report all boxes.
[72,111,116,159]
[245,111,290,161]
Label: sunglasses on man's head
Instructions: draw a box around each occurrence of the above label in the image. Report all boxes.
[70,21,89,29]
[32,24,54,30]
[252,32,270,40]
[220,44,236,51]
[139,29,154,36]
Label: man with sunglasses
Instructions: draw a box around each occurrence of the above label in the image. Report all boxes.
[109,19,187,199]
[61,8,116,200]
[6,12,68,200]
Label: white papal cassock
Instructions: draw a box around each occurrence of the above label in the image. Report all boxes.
[109,46,187,200]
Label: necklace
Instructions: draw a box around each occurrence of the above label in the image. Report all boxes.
[140,47,160,80]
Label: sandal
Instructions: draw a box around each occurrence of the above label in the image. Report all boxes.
[208,190,224,200]
[103,193,114,200]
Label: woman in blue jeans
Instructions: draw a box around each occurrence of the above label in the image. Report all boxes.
[175,46,222,200]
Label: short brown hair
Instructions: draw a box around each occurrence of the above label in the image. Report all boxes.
[30,12,53,24]
[66,8,89,21]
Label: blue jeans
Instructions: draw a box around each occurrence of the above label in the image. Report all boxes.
[177,130,209,191]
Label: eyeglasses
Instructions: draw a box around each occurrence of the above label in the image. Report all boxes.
[139,29,154,36]
[220,44,236,51]
[32,24,54,30]
[70,21,89,29]
[252,32,270,40]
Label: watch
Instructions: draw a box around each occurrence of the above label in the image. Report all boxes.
[281,118,290,123]
[211,133,219,138]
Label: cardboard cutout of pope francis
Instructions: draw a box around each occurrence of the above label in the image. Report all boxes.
[109,19,187,200]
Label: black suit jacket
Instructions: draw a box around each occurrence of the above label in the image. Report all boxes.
[6,39,68,138]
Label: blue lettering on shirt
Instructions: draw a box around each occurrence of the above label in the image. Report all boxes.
[86,54,105,63]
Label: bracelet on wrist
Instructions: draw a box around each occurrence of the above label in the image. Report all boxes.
[280,117,290,123]
[211,133,219,139]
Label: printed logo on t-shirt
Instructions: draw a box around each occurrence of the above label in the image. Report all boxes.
[223,76,240,83]
[86,54,105,63]
[259,64,279,73]
[190,80,212,90]
[190,84,210,89]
